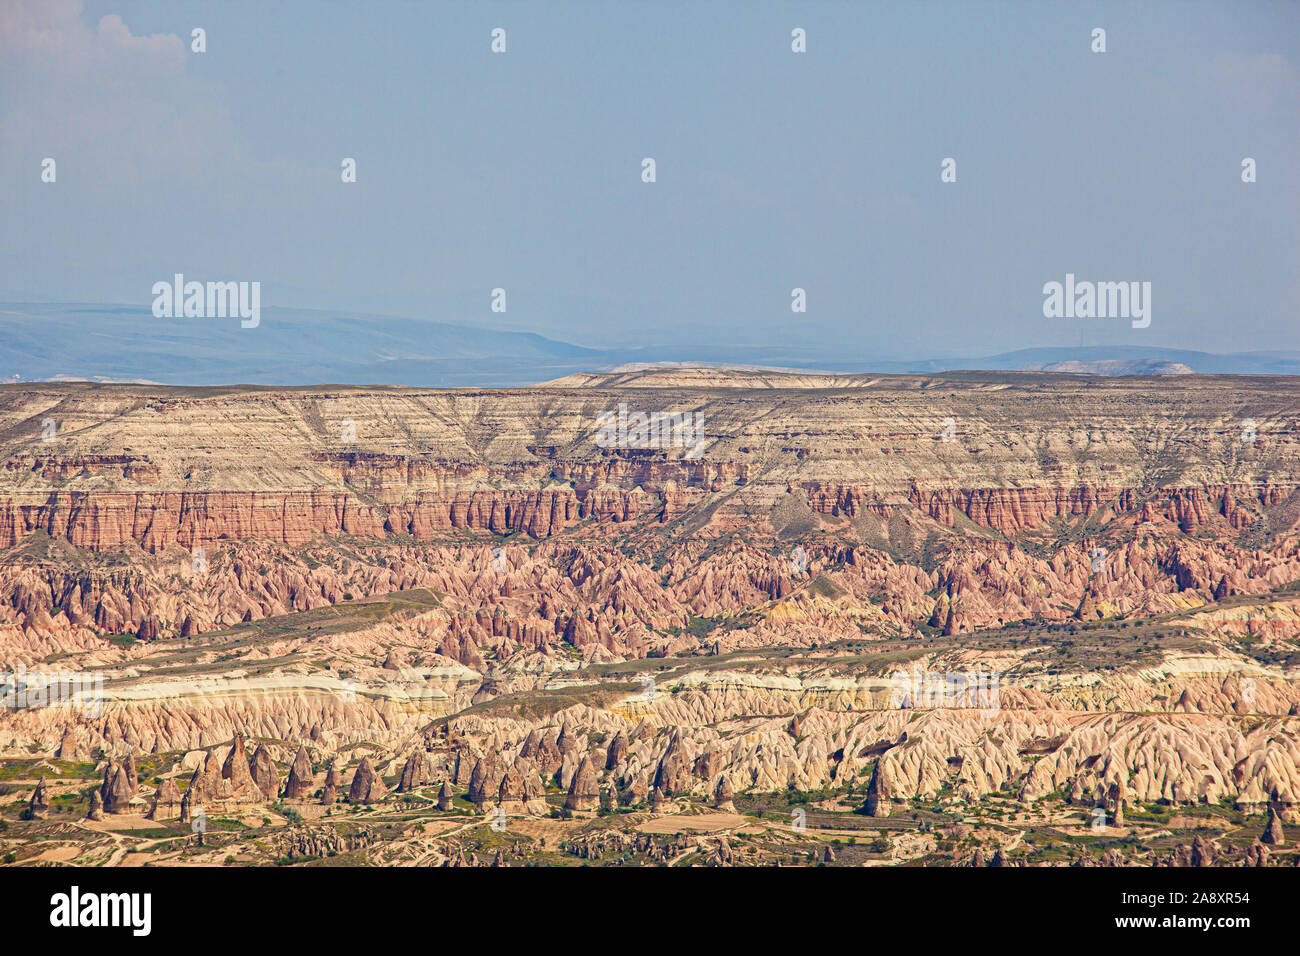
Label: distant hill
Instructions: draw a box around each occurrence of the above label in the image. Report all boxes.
[1022,360,1195,375]
[963,346,1300,376]
[0,303,604,387]
[1,304,1296,385]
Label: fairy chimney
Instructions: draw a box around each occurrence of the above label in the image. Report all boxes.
[564,755,600,814]
[28,778,49,819]
[283,745,315,799]
[398,750,428,792]
[249,743,280,800]
[347,757,385,803]
[713,775,736,812]
[87,788,104,821]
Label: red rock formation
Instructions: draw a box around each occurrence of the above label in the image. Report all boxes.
[398,750,428,792]
[102,763,134,813]
[321,762,340,805]
[283,745,315,799]
[27,778,49,819]
[564,755,599,813]
[249,743,280,800]
[713,775,735,812]
[221,735,264,802]
[148,779,183,820]
[347,757,385,803]
[606,730,628,770]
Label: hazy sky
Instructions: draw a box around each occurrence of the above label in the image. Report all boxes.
[1,0,1297,359]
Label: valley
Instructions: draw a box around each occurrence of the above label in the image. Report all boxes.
[1,370,1297,867]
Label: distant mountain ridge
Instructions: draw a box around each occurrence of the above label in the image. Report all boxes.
[1019,360,1195,376]
[960,347,1300,376]
[0,303,1295,385]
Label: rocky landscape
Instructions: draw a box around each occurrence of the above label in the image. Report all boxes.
[0,369,1298,867]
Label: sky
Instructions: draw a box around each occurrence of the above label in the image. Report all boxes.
[1,0,1297,362]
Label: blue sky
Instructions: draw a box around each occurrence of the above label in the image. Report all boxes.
[1,0,1296,360]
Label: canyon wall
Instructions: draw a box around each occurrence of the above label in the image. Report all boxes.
[0,372,1295,551]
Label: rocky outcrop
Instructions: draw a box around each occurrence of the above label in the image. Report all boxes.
[713,775,735,812]
[101,762,136,814]
[0,485,638,551]
[283,746,315,799]
[1263,806,1286,845]
[5,498,1300,670]
[249,743,279,800]
[653,734,691,796]
[188,750,222,803]
[221,735,265,802]
[498,765,526,813]
[56,731,90,763]
[620,773,649,808]
[522,766,548,815]
[863,762,890,818]
[347,757,385,803]
[27,778,49,819]
[398,750,428,792]
[3,376,1300,868]
[4,463,1289,551]
[467,755,498,808]
[278,825,375,861]
[321,762,340,805]
[650,786,667,812]
[1164,835,1217,867]
[1105,781,1125,828]
[148,779,183,820]
[565,755,599,813]
[606,730,628,770]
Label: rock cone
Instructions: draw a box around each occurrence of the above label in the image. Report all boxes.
[348,757,385,803]
[565,755,599,813]
[284,745,315,799]
[249,743,279,800]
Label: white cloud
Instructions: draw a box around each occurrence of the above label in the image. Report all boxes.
[0,1,245,188]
